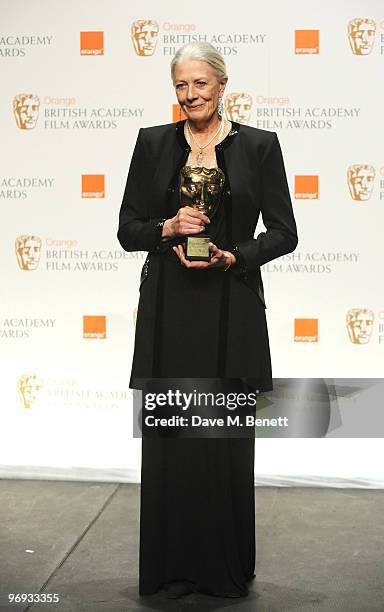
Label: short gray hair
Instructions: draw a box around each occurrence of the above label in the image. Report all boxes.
[171,42,227,84]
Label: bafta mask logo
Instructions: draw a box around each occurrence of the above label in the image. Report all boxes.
[180,165,225,212]
[17,374,43,409]
[15,235,42,270]
[224,93,252,124]
[348,18,376,55]
[346,308,374,344]
[347,164,375,201]
[131,20,159,56]
[14,94,40,130]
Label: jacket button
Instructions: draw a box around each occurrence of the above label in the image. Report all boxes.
[167,186,175,193]
[226,189,231,196]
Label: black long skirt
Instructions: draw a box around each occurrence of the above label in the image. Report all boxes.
[139,433,256,597]
[137,252,260,597]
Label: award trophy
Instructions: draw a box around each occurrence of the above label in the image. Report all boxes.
[179,165,225,261]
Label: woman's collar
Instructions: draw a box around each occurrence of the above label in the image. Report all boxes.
[175,119,240,152]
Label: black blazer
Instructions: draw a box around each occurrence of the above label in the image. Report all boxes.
[117,120,298,308]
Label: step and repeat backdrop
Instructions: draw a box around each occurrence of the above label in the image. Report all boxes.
[1,0,383,485]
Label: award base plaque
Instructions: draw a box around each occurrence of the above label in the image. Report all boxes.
[185,235,211,261]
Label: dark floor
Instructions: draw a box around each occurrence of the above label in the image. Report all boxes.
[0,481,383,612]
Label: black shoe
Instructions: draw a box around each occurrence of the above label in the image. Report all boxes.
[166,580,197,599]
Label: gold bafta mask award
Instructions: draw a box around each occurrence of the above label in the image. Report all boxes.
[179,166,225,261]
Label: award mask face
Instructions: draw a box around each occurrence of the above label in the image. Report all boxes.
[179,166,225,219]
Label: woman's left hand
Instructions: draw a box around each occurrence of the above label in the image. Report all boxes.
[172,242,236,269]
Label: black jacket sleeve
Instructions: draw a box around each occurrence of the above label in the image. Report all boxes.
[232,132,298,272]
[117,128,165,252]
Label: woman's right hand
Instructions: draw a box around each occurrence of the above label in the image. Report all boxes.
[161,207,210,239]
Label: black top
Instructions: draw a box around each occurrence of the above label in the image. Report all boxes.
[117,119,298,313]
[129,121,273,391]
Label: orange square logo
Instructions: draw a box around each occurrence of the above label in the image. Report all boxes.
[295,30,319,54]
[80,31,104,56]
[172,104,187,122]
[83,315,106,339]
[294,319,318,342]
[81,175,105,198]
[295,175,319,200]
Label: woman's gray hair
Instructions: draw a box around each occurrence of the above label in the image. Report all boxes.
[171,42,227,83]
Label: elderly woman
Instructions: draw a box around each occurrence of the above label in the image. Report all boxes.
[117,42,298,599]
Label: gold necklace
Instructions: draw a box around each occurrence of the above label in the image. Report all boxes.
[186,117,225,166]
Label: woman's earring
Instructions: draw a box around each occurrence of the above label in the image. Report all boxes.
[217,96,224,119]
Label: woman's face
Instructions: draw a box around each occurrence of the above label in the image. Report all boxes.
[173,59,227,124]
